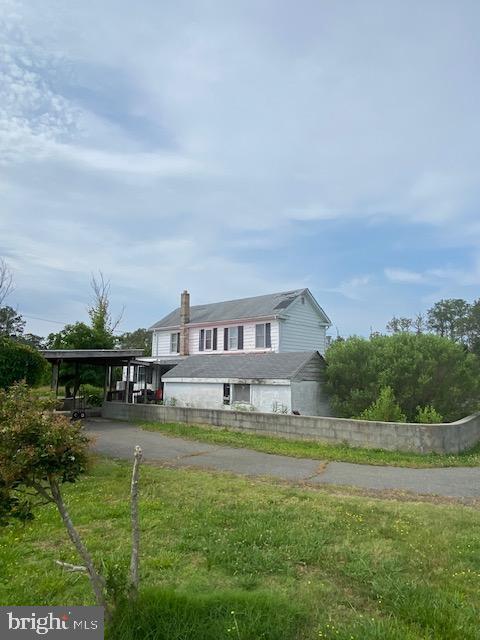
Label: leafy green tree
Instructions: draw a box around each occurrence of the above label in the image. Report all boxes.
[386,313,425,335]
[427,298,471,343]
[118,328,152,356]
[48,321,115,351]
[0,305,25,337]
[412,313,426,334]
[465,298,480,355]
[357,387,406,422]
[415,405,444,423]
[386,316,413,333]
[386,316,400,333]
[17,333,45,349]
[325,333,480,422]
[0,336,46,389]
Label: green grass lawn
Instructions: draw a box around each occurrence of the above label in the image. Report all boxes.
[139,420,480,468]
[1,458,479,639]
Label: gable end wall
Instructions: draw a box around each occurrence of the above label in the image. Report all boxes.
[279,296,328,354]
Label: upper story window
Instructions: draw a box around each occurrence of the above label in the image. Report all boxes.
[255,322,271,349]
[199,328,217,351]
[170,332,180,353]
[205,329,212,350]
[229,326,238,350]
[223,325,244,350]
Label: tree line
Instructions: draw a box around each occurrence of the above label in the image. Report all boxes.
[385,298,480,355]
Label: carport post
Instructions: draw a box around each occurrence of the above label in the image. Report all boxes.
[51,360,59,397]
[125,359,131,403]
[110,366,114,396]
[103,365,109,402]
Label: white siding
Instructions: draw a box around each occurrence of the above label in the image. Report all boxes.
[164,381,224,409]
[163,379,291,413]
[290,381,331,416]
[152,331,175,357]
[278,296,328,354]
[250,383,291,413]
[153,320,280,357]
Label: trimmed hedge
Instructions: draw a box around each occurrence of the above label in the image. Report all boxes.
[0,337,47,389]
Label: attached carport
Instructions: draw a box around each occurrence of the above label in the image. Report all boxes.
[41,349,143,404]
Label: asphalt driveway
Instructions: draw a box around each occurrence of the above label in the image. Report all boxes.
[84,418,480,498]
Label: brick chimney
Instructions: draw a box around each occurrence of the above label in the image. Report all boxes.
[179,290,190,356]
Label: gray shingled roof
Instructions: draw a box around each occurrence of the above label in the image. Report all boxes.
[150,289,314,330]
[162,351,322,381]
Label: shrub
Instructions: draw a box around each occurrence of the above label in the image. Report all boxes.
[357,387,407,422]
[81,384,104,407]
[0,383,143,617]
[0,336,47,389]
[0,383,106,606]
[0,384,90,523]
[326,333,480,421]
[415,405,444,423]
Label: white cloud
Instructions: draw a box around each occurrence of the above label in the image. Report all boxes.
[54,145,203,177]
[385,259,480,291]
[384,268,426,284]
[286,205,341,222]
[327,276,373,301]
[0,3,81,162]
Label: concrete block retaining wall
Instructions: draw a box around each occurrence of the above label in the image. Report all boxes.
[102,402,480,454]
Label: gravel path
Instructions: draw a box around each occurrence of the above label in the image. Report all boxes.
[85,419,480,498]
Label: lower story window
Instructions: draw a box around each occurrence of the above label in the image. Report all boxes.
[233,383,250,403]
[223,383,231,405]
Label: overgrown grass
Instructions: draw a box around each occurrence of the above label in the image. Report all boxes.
[139,420,480,468]
[1,458,479,638]
[109,588,307,640]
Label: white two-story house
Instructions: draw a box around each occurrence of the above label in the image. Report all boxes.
[129,289,332,415]
[151,288,331,358]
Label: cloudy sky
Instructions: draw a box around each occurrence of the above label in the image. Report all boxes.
[1,0,480,338]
